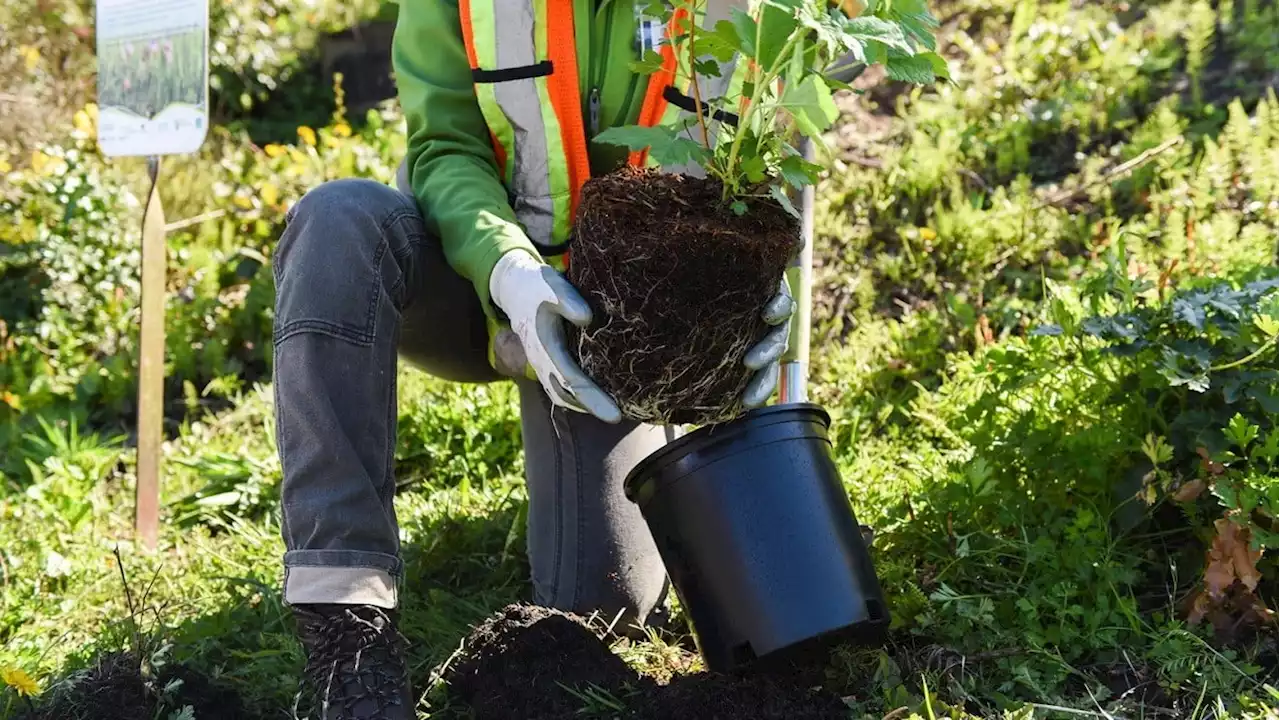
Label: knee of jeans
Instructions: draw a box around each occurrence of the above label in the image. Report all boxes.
[273,179,413,347]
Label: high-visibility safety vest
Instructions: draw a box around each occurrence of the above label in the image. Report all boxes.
[458,0,749,271]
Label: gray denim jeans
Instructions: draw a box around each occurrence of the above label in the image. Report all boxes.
[272,178,671,625]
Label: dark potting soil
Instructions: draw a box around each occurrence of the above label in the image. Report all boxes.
[17,651,258,720]
[569,167,799,426]
[441,604,848,720]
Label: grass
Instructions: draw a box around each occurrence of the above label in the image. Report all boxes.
[1,0,1278,717]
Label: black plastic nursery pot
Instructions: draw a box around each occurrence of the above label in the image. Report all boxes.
[625,403,888,673]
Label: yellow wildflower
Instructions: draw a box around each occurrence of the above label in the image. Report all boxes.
[263,143,287,158]
[73,108,95,135]
[0,155,10,174]
[233,194,254,210]
[332,122,352,138]
[260,183,279,207]
[19,45,39,72]
[918,227,937,241]
[1,391,21,410]
[30,150,50,175]
[2,667,39,697]
[297,126,317,147]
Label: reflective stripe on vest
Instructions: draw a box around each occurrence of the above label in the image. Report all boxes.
[459,0,748,261]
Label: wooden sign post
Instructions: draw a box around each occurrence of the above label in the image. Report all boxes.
[96,0,209,549]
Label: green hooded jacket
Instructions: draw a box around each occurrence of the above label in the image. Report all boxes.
[392,0,646,320]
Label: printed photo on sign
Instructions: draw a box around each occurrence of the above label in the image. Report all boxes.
[96,0,209,156]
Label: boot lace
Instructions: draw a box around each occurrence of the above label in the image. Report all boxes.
[296,605,409,719]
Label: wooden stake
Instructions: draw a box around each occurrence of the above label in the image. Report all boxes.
[136,156,166,550]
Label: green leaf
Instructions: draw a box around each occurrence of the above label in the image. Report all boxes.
[844,16,914,53]
[741,154,768,183]
[1225,413,1260,451]
[1142,433,1175,466]
[593,126,710,168]
[629,50,665,75]
[779,154,822,188]
[781,74,840,133]
[693,58,722,78]
[1259,428,1280,462]
[730,200,748,216]
[728,9,759,57]
[1173,295,1208,330]
[921,51,952,81]
[886,53,942,84]
[704,20,746,61]
[1254,313,1280,338]
[640,0,667,19]
[730,3,799,70]
[769,184,801,220]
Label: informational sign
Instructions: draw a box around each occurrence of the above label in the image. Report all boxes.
[95,0,209,157]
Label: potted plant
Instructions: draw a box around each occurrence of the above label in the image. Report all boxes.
[569,0,948,425]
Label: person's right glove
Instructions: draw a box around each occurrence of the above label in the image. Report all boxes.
[489,249,623,424]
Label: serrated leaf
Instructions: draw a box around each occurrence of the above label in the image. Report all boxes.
[1225,413,1260,450]
[730,3,799,70]
[640,0,667,19]
[741,153,768,183]
[844,16,914,53]
[594,126,710,168]
[700,21,743,62]
[781,74,840,132]
[779,154,822,188]
[886,53,939,84]
[1254,313,1280,338]
[769,184,801,220]
[730,200,748,216]
[1173,295,1207,330]
[629,50,665,75]
[693,58,722,78]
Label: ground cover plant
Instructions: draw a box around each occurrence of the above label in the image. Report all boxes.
[0,0,1277,717]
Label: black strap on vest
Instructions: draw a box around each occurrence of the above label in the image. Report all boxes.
[472,60,554,83]
[661,86,740,127]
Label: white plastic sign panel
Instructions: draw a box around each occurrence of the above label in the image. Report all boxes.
[96,0,209,156]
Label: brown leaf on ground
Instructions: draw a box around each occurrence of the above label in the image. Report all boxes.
[1204,519,1263,599]
[1172,478,1207,502]
[1197,446,1226,476]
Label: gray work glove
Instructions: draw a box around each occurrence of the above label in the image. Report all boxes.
[489,249,623,424]
[742,279,794,408]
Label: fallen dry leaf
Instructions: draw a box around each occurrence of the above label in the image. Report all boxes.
[1197,446,1226,476]
[1205,519,1263,600]
[1172,478,1207,502]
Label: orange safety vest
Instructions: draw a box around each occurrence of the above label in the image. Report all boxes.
[457,0,748,270]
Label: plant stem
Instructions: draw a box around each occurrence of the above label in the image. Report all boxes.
[721,25,801,200]
[685,0,711,149]
[1210,337,1277,372]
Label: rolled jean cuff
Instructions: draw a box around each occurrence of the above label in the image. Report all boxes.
[283,550,402,609]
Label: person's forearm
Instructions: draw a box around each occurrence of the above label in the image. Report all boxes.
[392,0,540,315]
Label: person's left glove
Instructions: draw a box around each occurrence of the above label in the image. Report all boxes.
[741,279,794,408]
[489,249,623,424]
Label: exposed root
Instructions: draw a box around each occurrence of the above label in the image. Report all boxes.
[570,168,798,426]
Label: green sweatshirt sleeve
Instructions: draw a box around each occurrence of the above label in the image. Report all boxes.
[391,0,539,316]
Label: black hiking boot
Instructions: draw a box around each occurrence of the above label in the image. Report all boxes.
[293,604,415,720]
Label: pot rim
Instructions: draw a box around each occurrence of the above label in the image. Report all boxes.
[624,402,831,501]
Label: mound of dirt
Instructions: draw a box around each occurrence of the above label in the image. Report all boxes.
[17,651,256,720]
[442,604,646,719]
[440,604,848,720]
